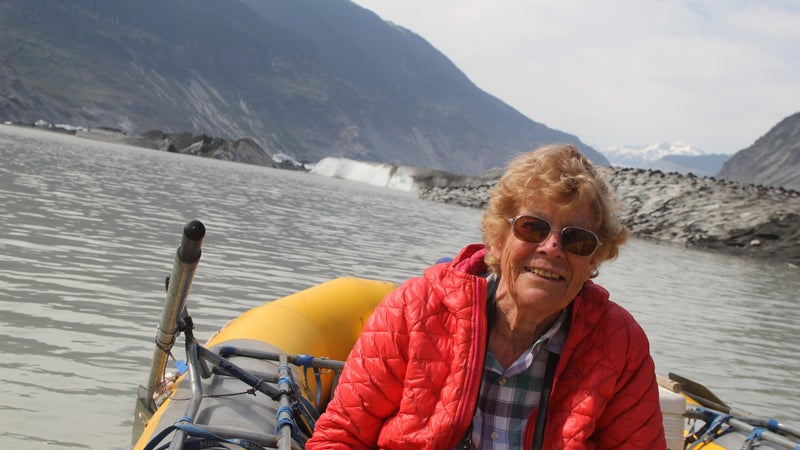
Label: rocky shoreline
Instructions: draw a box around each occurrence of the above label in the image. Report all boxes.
[17,123,798,267]
[71,127,307,170]
[420,168,800,268]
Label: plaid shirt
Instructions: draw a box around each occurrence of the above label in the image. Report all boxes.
[469,309,568,450]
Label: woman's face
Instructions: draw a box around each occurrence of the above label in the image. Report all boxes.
[489,201,598,318]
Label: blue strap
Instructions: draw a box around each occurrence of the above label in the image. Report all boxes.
[277,364,300,399]
[173,422,225,441]
[145,416,268,450]
[295,355,323,408]
[706,412,733,435]
[740,427,764,450]
[274,405,296,434]
[274,405,308,448]
[748,428,764,440]
[143,416,194,450]
[295,354,314,366]
[686,410,733,449]
[180,437,265,450]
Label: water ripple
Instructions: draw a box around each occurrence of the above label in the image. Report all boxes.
[1,125,798,449]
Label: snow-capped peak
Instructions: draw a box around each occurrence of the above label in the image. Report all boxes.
[599,141,730,176]
[603,142,703,163]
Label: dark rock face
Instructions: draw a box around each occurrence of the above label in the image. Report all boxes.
[74,128,305,170]
[140,131,278,167]
[609,169,799,265]
[27,121,800,266]
[717,112,800,191]
[420,168,800,266]
[0,0,606,176]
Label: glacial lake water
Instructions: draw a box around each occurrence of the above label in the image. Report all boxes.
[1,124,798,449]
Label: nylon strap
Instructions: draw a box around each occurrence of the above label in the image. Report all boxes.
[531,350,559,450]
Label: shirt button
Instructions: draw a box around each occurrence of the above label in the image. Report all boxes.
[491,432,499,440]
[498,378,507,386]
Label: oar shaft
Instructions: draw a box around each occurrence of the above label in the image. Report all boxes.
[727,416,800,449]
[672,373,800,443]
[687,406,800,449]
[142,220,206,412]
[739,416,800,442]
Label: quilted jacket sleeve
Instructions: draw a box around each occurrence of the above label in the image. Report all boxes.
[306,283,411,449]
[593,309,665,449]
[597,306,666,450]
[543,284,666,450]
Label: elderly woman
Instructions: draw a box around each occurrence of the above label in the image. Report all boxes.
[307,144,666,449]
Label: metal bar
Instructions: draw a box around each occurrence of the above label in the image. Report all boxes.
[140,220,205,412]
[168,337,204,450]
[276,353,294,450]
[200,424,279,448]
[686,407,800,449]
[217,346,346,370]
[198,346,283,399]
[728,416,800,449]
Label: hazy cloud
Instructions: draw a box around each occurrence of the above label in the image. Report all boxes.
[350,0,800,153]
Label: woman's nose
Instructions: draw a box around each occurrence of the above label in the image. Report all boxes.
[538,229,566,256]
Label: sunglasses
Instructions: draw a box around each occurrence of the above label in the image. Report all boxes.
[507,215,600,257]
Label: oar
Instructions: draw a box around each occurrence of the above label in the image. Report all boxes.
[141,220,206,412]
[668,372,800,440]
[668,372,728,408]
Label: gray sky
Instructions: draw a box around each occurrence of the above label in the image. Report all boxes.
[349,0,800,154]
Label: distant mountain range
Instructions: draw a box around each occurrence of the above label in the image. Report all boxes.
[0,0,604,175]
[1,0,797,189]
[717,111,800,191]
[602,113,800,190]
[601,142,730,176]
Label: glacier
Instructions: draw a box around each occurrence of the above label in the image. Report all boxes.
[309,157,419,192]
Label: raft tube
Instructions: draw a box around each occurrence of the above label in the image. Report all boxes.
[133,277,396,450]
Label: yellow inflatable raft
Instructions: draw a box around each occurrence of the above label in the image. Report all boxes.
[133,276,396,450]
[132,221,800,450]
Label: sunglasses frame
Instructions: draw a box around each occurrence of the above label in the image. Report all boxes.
[506,214,600,257]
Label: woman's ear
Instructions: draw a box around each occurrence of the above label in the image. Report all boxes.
[588,258,600,279]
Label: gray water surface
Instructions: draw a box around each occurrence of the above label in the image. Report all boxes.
[1,125,797,449]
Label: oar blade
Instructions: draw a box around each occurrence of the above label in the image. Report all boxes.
[668,372,729,409]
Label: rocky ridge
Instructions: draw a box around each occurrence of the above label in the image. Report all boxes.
[72,127,305,170]
[0,0,606,175]
[24,123,800,266]
[716,112,800,191]
[419,168,800,267]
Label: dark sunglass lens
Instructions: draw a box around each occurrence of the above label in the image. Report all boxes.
[514,216,550,243]
[561,228,598,256]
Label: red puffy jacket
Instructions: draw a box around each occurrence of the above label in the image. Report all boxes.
[307,244,666,449]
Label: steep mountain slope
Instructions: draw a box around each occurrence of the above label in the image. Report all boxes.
[717,112,800,191]
[0,0,606,174]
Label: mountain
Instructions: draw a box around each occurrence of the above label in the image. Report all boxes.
[603,142,701,165]
[420,166,800,266]
[656,154,729,176]
[0,0,607,175]
[716,112,800,191]
[602,142,729,176]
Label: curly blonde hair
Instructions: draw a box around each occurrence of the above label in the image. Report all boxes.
[481,143,628,276]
